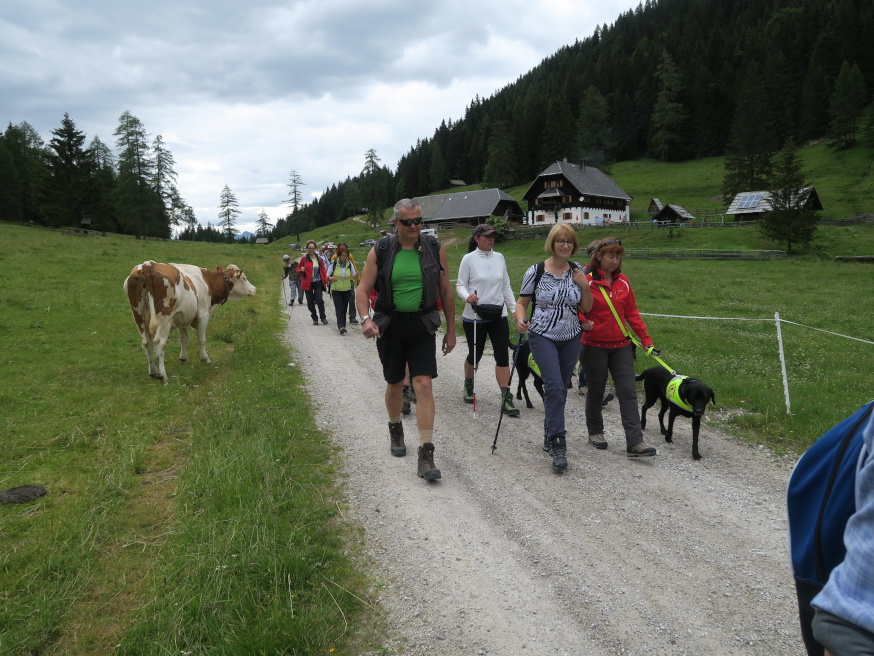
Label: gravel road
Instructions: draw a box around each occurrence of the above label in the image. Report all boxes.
[282,295,805,656]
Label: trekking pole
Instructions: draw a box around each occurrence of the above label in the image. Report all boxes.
[282,278,288,305]
[492,321,527,454]
[472,291,478,418]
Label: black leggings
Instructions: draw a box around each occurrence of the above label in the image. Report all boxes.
[463,319,510,368]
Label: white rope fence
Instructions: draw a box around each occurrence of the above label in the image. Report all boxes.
[640,311,874,414]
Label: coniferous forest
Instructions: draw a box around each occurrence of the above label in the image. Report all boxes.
[2,0,873,240]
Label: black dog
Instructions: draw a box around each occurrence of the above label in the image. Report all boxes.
[512,340,612,408]
[512,339,544,408]
[636,366,715,460]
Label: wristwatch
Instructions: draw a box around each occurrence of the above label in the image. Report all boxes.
[361,315,371,323]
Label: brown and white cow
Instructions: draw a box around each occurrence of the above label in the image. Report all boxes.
[124,261,256,381]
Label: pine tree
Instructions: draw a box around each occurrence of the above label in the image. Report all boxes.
[649,50,687,162]
[482,121,516,188]
[256,208,273,237]
[722,69,775,204]
[361,148,386,228]
[828,61,869,149]
[45,113,93,228]
[759,139,818,254]
[217,184,240,240]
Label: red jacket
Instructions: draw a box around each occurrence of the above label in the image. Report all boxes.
[296,254,328,290]
[581,269,652,349]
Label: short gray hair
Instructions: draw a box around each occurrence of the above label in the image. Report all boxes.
[391,198,420,221]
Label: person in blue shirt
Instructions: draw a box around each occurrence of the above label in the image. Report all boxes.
[812,410,874,655]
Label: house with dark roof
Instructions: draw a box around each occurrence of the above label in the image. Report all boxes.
[414,188,524,226]
[652,204,696,224]
[521,159,632,226]
[647,198,663,216]
[725,187,823,221]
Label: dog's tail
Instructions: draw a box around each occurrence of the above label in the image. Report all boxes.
[635,373,645,381]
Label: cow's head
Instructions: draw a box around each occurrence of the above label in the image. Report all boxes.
[220,265,257,298]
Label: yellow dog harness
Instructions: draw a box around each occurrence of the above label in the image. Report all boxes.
[666,375,693,412]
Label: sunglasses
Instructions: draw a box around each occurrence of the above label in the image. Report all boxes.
[397,217,423,227]
[599,238,622,249]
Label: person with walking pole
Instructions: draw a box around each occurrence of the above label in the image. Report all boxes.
[355,199,456,481]
[456,224,518,417]
[281,254,302,306]
[515,223,593,472]
[491,321,527,454]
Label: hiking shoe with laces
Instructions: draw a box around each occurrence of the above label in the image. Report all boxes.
[602,392,615,406]
[463,379,474,404]
[588,433,608,450]
[389,422,406,457]
[627,441,657,458]
[549,436,568,472]
[417,442,441,480]
[402,385,413,416]
[501,391,520,417]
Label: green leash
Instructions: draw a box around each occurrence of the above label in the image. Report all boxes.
[597,286,676,374]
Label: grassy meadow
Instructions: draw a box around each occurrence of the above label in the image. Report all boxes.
[1,186,874,654]
[0,223,376,655]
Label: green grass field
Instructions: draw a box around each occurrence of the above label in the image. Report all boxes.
[2,197,873,653]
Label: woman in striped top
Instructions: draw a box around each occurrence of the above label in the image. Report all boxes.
[515,223,593,472]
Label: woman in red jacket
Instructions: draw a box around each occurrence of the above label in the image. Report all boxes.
[581,238,657,457]
[297,240,329,326]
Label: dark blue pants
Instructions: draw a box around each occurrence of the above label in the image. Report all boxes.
[306,282,326,321]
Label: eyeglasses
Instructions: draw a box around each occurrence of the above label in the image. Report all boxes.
[397,217,423,227]
[555,239,575,246]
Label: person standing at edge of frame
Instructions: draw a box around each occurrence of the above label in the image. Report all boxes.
[355,198,456,481]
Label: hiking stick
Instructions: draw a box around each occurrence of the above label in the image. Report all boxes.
[472,290,478,418]
[492,323,527,454]
[282,278,288,305]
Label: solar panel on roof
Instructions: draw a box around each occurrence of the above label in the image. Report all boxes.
[737,193,763,209]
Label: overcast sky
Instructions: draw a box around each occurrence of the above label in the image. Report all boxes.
[3,0,640,234]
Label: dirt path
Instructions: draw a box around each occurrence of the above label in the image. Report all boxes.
[281,295,804,655]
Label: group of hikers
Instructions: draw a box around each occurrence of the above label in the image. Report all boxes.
[283,198,874,656]
[283,198,657,479]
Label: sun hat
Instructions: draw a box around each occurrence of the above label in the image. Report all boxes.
[473,224,496,238]
[282,254,290,260]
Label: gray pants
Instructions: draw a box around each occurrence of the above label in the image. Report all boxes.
[288,279,303,303]
[581,344,643,447]
[528,331,580,441]
[813,608,874,656]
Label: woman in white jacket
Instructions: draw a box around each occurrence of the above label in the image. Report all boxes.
[456,224,519,416]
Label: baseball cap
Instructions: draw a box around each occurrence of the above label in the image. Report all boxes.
[282,254,290,260]
[473,224,496,238]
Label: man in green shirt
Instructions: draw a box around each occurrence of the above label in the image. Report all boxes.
[356,199,456,481]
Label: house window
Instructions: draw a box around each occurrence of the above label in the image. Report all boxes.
[562,212,572,221]
[584,212,590,220]
[535,214,546,223]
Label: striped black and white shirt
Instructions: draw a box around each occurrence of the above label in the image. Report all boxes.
[519,262,583,342]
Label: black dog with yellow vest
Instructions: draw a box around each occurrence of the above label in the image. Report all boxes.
[636,366,716,460]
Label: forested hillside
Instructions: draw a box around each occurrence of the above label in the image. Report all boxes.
[288,0,874,233]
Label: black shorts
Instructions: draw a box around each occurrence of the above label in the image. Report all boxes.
[376,315,438,384]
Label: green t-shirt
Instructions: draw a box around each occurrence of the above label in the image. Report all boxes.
[391,249,424,312]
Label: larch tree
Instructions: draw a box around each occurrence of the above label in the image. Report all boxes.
[217,184,240,240]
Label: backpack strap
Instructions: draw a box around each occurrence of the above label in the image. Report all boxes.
[528,260,581,318]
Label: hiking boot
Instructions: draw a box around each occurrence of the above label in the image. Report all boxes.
[602,392,615,406]
[339,327,347,335]
[312,319,319,326]
[549,436,568,472]
[417,442,441,480]
[402,385,413,416]
[389,422,406,457]
[463,379,474,404]
[588,433,608,450]
[501,390,520,417]
[321,318,329,325]
[627,441,657,458]
[288,301,293,306]
[349,318,358,325]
